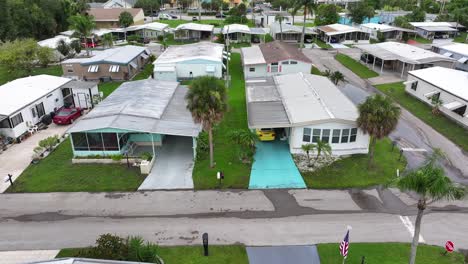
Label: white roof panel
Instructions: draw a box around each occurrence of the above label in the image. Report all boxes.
[435,43,468,57]
[222,24,251,34]
[318,23,362,36]
[409,67,468,101]
[241,46,266,65]
[175,23,214,32]
[154,42,224,64]
[37,35,74,49]
[410,22,453,27]
[63,45,148,65]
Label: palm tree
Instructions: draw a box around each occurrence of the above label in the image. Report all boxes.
[290,6,300,25]
[186,76,228,168]
[330,71,345,85]
[301,143,316,167]
[294,0,316,50]
[102,33,114,48]
[313,139,332,166]
[357,94,401,166]
[275,13,289,41]
[393,151,465,264]
[119,11,134,41]
[430,96,443,115]
[68,14,96,56]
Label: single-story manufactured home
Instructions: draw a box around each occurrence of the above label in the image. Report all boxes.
[153,42,224,81]
[0,75,98,139]
[355,41,455,76]
[269,22,317,43]
[316,23,370,44]
[409,22,458,40]
[404,67,468,128]
[86,8,145,28]
[246,72,370,156]
[62,45,150,81]
[256,11,292,27]
[112,22,169,41]
[67,79,202,158]
[241,40,312,79]
[174,23,214,41]
[432,42,468,72]
[222,24,252,43]
[359,23,416,41]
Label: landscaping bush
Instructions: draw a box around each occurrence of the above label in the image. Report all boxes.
[90,234,128,260]
[110,154,123,161]
[38,135,59,151]
[264,34,274,42]
[195,131,209,159]
[141,152,153,162]
[127,236,162,263]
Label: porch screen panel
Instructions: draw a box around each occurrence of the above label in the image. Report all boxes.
[72,133,89,151]
[102,133,119,150]
[87,132,104,151]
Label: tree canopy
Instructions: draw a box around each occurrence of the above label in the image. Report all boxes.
[314,4,340,26]
[348,2,375,24]
[134,0,160,16]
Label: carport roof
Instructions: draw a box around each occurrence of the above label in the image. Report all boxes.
[60,80,98,90]
[67,80,202,137]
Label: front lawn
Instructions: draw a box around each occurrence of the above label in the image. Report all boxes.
[0,65,63,85]
[98,81,123,98]
[376,82,468,152]
[409,36,433,44]
[301,138,406,189]
[133,63,154,81]
[294,22,315,27]
[317,243,463,264]
[192,53,251,189]
[335,53,379,79]
[6,139,145,193]
[454,32,467,43]
[57,245,249,264]
[314,39,332,49]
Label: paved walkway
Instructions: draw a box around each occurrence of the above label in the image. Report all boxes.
[0,124,70,193]
[138,136,194,190]
[249,140,306,189]
[0,250,58,264]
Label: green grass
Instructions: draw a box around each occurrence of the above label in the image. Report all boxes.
[6,139,145,193]
[454,32,467,43]
[132,63,154,81]
[0,65,63,85]
[409,36,433,44]
[335,53,379,79]
[192,53,251,189]
[376,82,468,152]
[302,138,407,189]
[230,42,251,48]
[317,243,464,264]
[313,39,332,49]
[294,22,315,27]
[56,245,249,263]
[311,66,324,76]
[98,81,123,98]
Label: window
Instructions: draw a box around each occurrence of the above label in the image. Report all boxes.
[282,61,290,65]
[10,113,23,127]
[72,133,89,151]
[290,60,298,64]
[332,129,341,143]
[302,128,311,142]
[0,118,11,128]
[270,62,279,72]
[249,67,255,72]
[88,65,99,73]
[102,133,119,151]
[321,129,330,143]
[411,81,418,91]
[36,103,45,117]
[312,129,321,143]
[350,128,358,142]
[67,69,74,73]
[341,129,350,143]
[87,133,104,151]
[109,65,120,73]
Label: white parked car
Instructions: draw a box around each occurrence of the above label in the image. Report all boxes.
[158,13,172,20]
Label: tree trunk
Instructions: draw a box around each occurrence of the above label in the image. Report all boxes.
[208,126,214,168]
[280,22,283,41]
[300,7,306,50]
[198,0,201,21]
[409,204,425,264]
[368,136,377,167]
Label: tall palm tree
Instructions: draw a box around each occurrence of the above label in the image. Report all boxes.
[330,71,345,85]
[301,143,316,167]
[68,14,96,56]
[357,94,401,166]
[313,139,332,166]
[186,76,228,168]
[119,11,134,41]
[102,33,114,48]
[275,13,289,41]
[294,0,316,50]
[290,6,300,25]
[393,151,465,264]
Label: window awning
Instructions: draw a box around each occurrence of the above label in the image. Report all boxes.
[206,65,215,73]
[443,52,453,57]
[458,57,468,64]
[424,91,439,98]
[141,53,149,60]
[109,65,120,73]
[129,62,138,69]
[88,65,99,73]
[443,101,464,110]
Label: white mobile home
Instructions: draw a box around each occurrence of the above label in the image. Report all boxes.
[174,23,214,41]
[405,67,468,128]
[256,11,292,27]
[409,22,458,40]
[241,41,312,79]
[246,73,370,156]
[269,23,317,43]
[359,23,416,41]
[0,75,98,139]
[316,23,370,44]
[153,42,225,81]
[432,42,468,72]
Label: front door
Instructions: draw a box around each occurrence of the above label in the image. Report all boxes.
[77,93,89,109]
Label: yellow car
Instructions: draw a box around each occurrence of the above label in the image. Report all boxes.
[256,128,276,141]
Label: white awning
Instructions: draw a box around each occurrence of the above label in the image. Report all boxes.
[458,57,468,63]
[88,65,99,73]
[129,62,138,69]
[154,65,175,72]
[403,80,417,85]
[443,52,453,57]
[109,65,120,73]
[424,91,439,98]
[141,53,149,60]
[206,65,215,73]
[443,101,464,110]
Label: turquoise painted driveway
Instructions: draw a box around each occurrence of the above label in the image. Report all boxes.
[249,140,306,189]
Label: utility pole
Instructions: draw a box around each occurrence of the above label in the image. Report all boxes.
[198,0,202,21]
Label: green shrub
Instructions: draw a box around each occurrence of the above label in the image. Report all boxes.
[265,34,274,42]
[127,236,162,263]
[127,35,140,43]
[196,131,209,159]
[38,135,59,151]
[110,154,123,161]
[141,152,153,161]
[90,234,128,260]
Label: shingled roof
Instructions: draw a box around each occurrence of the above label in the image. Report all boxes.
[87,8,143,21]
[258,41,312,64]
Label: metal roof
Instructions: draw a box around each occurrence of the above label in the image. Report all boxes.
[61,80,98,90]
[270,23,316,35]
[154,42,224,64]
[250,27,269,35]
[418,26,458,32]
[360,23,416,33]
[114,22,169,32]
[409,67,468,101]
[222,24,251,34]
[409,22,453,27]
[317,23,363,36]
[175,23,214,32]
[62,45,149,65]
[433,43,468,56]
[37,35,74,49]
[67,79,202,137]
[241,46,266,65]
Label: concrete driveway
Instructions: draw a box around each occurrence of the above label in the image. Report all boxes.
[138,135,194,190]
[0,124,70,193]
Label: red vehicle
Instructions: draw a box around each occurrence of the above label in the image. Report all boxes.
[53,107,82,125]
[81,41,97,48]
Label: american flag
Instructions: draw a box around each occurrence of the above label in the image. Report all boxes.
[339,230,350,257]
